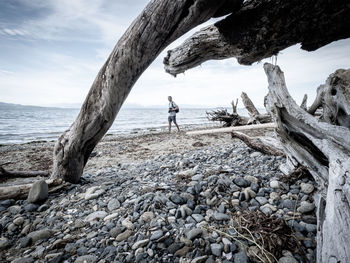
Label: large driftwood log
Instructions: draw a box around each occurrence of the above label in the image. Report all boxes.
[241,92,271,124]
[231,131,284,156]
[264,63,350,263]
[164,0,350,75]
[0,167,49,179]
[52,0,242,183]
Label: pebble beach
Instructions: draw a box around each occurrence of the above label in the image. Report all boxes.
[0,128,317,263]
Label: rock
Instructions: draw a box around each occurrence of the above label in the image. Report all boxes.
[75,255,97,263]
[210,243,223,257]
[24,203,39,212]
[115,230,132,242]
[11,258,34,263]
[234,251,249,263]
[234,178,250,188]
[132,239,149,250]
[213,212,230,221]
[191,256,208,263]
[0,237,10,249]
[85,211,108,222]
[110,227,122,238]
[300,183,314,194]
[27,180,48,203]
[170,194,187,205]
[174,246,191,257]
[270,180,280,189]
[19,237,32,247]
[297,201,315,213]
[84,186,105,200]
[150,230,163,241]
[192,214,204,223]
[122,218,134,229]
[279,256,299,263]
[168,242,184,254]
[107,199,121,211]
[281,199,296,210]
[192,174,204,181]
[186,228,203,240]
[140,211,155,222]
[28,229,53,243]
[13,217,24,225]
[255,196,268,205]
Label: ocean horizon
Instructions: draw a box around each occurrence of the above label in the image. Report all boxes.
[0,102,252,144]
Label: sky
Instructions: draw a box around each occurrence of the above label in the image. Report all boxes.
[1,0,350,108]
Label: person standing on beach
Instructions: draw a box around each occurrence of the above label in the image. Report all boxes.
[168,96,180,133]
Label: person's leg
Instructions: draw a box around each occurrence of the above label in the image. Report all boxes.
[168,116,172,133]
[174,117,180,132]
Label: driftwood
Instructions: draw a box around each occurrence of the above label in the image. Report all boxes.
[207,92,271,127]
[264,63,350,263]
[0,179,62,200]
[231,131,284,156]
[241,92,271,124]
[0,167,49,179]
[186,123,276,135]
[51,0,239,183]
[164,0,350,75]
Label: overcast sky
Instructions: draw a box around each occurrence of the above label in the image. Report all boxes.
[1,0,350,108]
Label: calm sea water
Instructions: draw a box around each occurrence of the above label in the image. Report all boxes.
[0,105,242,144]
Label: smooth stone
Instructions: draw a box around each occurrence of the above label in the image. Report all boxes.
[191,256,208,263]
[84,186,105,200]
[234,251,249,263]
[19,237,32,247]
[234,178,250,188]
[279,256,299,263]
[75,255,97,263]
[13,217,24,226]
[270,180,280,189]
[115,230,132,242]
[186,228,203,240]
[27,180,48,203]
[122,218,134,229]
[150,230,163,241]
[140,211,155,222]
[305,223,317,233]
[210,243,223,257]
[213,212,230,221]
[107,199,121,211]
[170,194,187,205]
[168,242,184,254]
[110,227,122,237]
[192,214,204,223]
[297,201,315,213]
[132,239,149,250]
[300,183,314,194]
[255,196,268,205]
[0,237,10,249]
[28,229,52,243]
[24,203,39,212]
[174,246,191,257]
[192,174,204,181]
[281,199,296,210]
[84,211,108,222]
[37,204,49,212]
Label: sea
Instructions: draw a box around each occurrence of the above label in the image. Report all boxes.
[0,103,246,145]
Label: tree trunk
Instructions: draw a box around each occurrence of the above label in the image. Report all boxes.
[241,92,272,124]
[264,63,350,263]
[52,0,241,183]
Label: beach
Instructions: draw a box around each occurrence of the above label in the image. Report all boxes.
[0,127,317,262]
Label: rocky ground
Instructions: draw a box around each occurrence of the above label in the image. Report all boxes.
[0,130,317,262]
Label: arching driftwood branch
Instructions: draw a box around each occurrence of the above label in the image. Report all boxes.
[164,0,350,75]
[52,0,242,183]
[264,63,350,263]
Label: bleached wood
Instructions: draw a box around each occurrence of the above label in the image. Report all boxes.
[0,167,49,178]
[186,123,275,135]
[264,63,350,263]
[52,0,233,183]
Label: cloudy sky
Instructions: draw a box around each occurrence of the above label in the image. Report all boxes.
[1,0,350,108]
